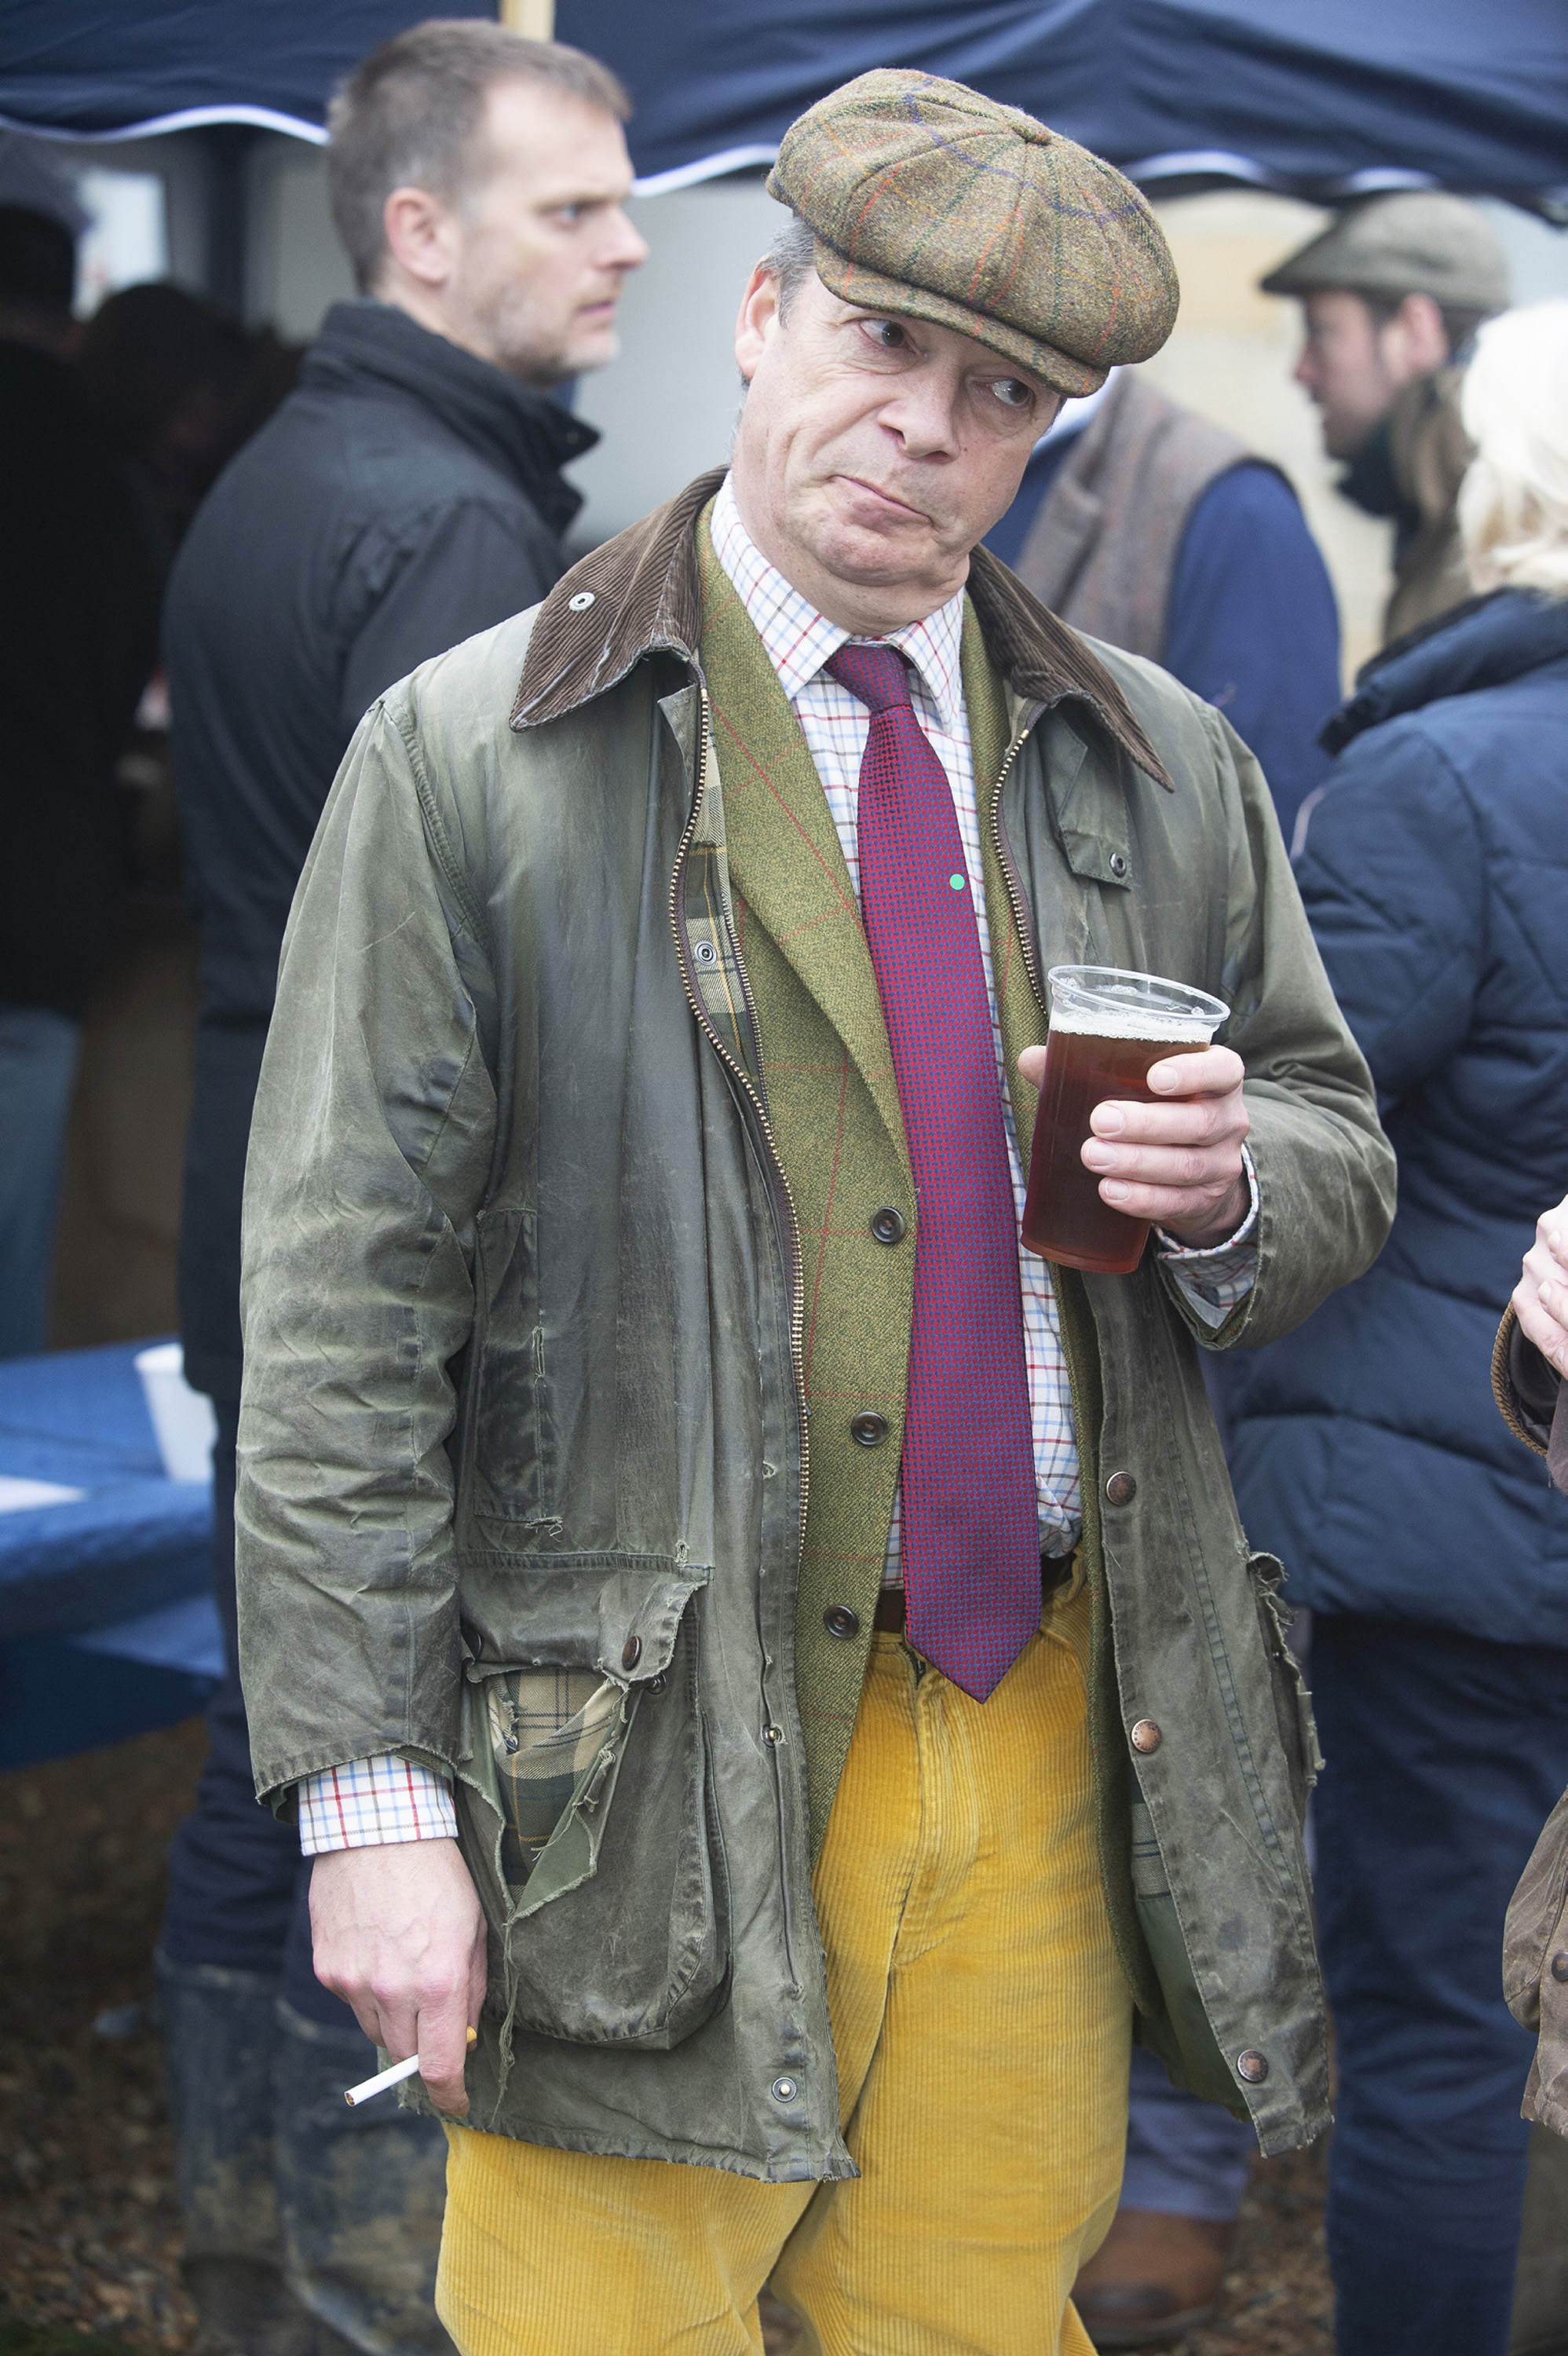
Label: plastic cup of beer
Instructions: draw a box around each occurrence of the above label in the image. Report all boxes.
[1022,964,1230,1275]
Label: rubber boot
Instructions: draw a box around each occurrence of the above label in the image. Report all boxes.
[156,1950,320,2356]
[275,1999,455,2355]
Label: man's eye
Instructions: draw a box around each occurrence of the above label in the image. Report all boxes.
[863,319,908,350]
[989,378,1033,411]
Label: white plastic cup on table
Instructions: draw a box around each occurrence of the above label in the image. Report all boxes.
[1021,964,1230,1276]
[134,1342,218,1482]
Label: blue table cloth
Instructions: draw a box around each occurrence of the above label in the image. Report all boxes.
[0,1340,221,1769]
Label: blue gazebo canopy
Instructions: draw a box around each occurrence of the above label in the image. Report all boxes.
[4,0,1566,212]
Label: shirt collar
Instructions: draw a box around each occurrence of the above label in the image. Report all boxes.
[711,472,967,736]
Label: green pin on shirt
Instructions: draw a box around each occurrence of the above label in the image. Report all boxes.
[949,873,966,891]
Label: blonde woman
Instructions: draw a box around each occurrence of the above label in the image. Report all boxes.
[1220,299,1568,2356]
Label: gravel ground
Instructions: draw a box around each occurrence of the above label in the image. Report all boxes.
[1,1722,1331,2355]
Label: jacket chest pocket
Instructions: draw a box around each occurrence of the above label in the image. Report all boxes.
[459,1578,729,2053]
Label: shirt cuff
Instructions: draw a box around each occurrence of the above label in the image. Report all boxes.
[298,1754,457,1856]
[1157,1145,1259,1331]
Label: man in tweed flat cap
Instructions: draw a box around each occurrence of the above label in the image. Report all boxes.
[234,68,1391,2354]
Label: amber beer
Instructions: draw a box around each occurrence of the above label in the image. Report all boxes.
[1022,967,1229,1276]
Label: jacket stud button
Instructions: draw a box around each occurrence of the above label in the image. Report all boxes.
[771,2076,799,2102]
[763,1723,784,1745]
[568,589,595,610]
[1237,2049,1269,2084]
[1552,1953,1568,1985]
[648,1672,668,1694]
[693,939,717,965]
[869,1206,906,1246]
[850,1411,889,1447]
[1130,1718,1162,1754]
[622,1635,642,1671]
[1109,851,1128,878]
[1105,1469,1137,1505]
[823,1604,861,1641]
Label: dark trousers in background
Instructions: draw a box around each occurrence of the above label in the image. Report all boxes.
[158,1400,451,2356]
[1312,1613,1568,2356]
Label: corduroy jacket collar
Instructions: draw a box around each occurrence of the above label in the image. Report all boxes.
[512,466,1172,788]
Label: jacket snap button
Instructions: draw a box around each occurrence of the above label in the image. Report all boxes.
[850,1411,889,1447]
[823,1604,861,1641]
[1109,851,1128,878]
[1237,2049,1269,2084]
[763,1723,784,1745]
[1105,1469,1137,1505]
[647,1672,668,1694]
[1130,1718,1162,1754]
[771,2076,799,2102]
[1552,1953,1568,1985]
[568,589,595,610]
[869,1206,906,1246]
[622,1635,642,1671]
[693,939,717,966]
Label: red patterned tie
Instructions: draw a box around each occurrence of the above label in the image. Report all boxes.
[827,642,1039,1699]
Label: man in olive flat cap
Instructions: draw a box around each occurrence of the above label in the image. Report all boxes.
[234,68,1391,2354]
[1263,192,1510,643]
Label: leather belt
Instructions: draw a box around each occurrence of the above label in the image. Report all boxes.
[873,1552,1075,1637]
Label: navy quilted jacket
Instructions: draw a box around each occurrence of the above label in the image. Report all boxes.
[1224,589,1568,1644]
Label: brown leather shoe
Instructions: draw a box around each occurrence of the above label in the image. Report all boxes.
[1072,2208,1237,2347]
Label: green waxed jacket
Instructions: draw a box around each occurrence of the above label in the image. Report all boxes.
[236,470,1394,2181]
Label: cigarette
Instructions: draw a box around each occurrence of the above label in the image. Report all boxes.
[345,2025,478,2107]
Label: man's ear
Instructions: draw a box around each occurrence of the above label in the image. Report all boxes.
[735,262,783,386]
[380,185,459,294]
[1383,291,1452,379]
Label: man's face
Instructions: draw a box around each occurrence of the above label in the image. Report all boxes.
[729,266,1062,633]
[442,79,648,385]
[1293,287,1443,459]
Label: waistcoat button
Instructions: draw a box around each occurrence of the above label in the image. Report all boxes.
[1105,1469,1138,1505]
[869,1205,907,1246]
[823,1604,861,1641]
[621,1634,641,1671]
[1130,1718,1162,1754]
[1237,2049,1269,2084]
[850,1411,889,1447]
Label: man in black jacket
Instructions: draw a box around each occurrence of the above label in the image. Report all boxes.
[159,24,645,2353]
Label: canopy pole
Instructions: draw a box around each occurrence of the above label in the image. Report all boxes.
[499,0,556,35]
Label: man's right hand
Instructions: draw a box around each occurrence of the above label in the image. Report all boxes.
[309,1838,488,2116]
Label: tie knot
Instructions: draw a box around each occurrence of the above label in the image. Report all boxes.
[826,641,913,718]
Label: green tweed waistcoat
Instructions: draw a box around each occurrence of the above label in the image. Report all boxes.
[697,518,1058,1855]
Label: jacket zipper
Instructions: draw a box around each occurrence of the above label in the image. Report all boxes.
[667,688,810,1555]
[989,721,1045,1008]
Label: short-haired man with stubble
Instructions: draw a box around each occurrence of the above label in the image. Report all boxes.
[159,24,644,2354]
[237,71,1393,2356]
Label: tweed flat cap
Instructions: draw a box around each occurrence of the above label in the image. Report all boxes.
[1260,193,1510,315]
[766,69,1179,397]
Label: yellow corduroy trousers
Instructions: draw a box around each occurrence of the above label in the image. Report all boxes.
[437,1592,1131,2356]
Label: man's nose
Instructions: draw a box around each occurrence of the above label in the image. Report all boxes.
[885,379,961,458]
[603,209,649,274]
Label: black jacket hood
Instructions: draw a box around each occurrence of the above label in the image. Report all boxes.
[302,298,598,540]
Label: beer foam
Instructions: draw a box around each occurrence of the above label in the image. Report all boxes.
[1049,1008,1214,1044]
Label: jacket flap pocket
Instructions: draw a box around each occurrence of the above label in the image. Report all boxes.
[462,1553,711,1684]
